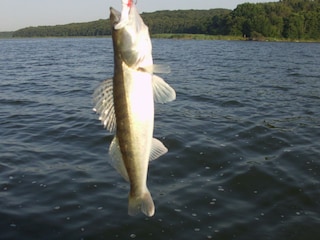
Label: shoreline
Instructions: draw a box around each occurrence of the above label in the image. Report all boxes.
[151,33,320,43]
[1,33,320,43]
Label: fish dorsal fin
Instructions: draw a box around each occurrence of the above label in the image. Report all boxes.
[150,138,168,161]
[109,136,129,181]
[93,79,116,132]
[152,75,176,104]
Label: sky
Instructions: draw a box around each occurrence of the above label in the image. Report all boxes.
[0,0,278,32]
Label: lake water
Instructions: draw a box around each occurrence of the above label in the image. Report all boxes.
[0,37,319,240]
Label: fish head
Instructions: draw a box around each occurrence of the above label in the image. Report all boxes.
[109,7,121,27]
[109,3,152,69]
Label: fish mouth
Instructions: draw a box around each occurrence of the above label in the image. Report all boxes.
[110,7,121,26]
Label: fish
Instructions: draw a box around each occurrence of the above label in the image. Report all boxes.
[93,0,176,217]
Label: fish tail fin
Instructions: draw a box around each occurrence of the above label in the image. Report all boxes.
[128,189,155,217]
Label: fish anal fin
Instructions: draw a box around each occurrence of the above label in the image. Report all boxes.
[150,138,168,161]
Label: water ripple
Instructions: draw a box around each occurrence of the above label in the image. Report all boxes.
[1,38,320,239]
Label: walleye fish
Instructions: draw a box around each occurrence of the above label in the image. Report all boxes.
[93,0,175,217]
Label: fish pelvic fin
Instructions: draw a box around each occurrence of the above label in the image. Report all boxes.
[152,75,176,104]
[128,189,155,217]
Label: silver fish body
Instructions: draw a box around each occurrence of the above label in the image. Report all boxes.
[93,2,176,217]
[115,65,155,216]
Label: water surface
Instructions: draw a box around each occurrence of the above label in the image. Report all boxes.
[0,38,319,239]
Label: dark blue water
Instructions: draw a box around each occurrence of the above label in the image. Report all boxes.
[1,38,319,240]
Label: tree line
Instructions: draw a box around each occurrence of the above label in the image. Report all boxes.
[12,9,229,38]
[227,0,320,39]
[12,0,320,40]
[0,32,13,38]
[12,20,111,38]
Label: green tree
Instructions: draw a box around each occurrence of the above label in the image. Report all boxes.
[283,13,305,38]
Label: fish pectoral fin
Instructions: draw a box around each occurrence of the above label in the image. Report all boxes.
[128,189,155,217]
[140,64,171,74]
[153,64,171,74]
[109,136,129,182]
[152,75,176,104]
[93,78,116,132]
[149,138,168,161]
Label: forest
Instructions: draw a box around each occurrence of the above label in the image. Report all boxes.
[11,0,320,40]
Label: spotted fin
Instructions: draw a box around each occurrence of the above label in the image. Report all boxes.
[93,79,116,132]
